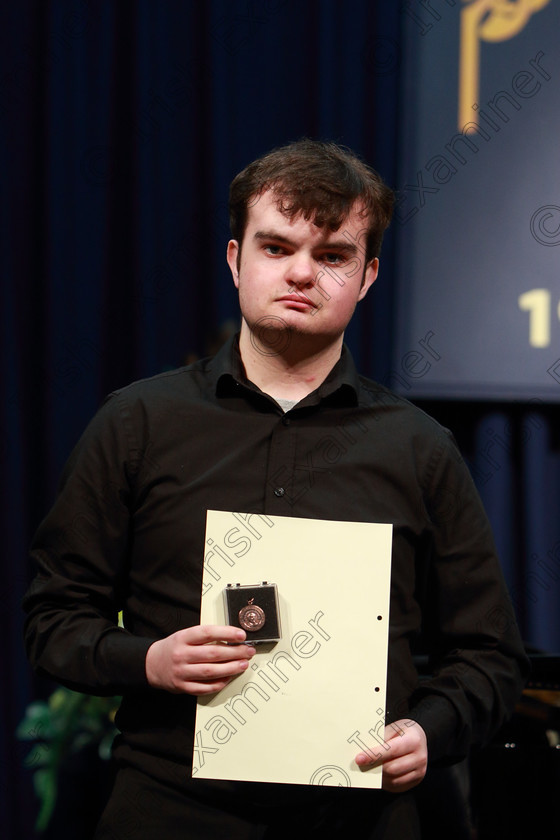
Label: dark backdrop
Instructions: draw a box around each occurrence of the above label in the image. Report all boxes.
[3,2,559,838]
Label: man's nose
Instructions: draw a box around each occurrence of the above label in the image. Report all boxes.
[285,253,317,286]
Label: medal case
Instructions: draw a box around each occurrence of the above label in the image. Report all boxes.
[224,582,281,643]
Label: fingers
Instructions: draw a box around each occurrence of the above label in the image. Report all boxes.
[169,629,256,692]
[354,723,410,767]
[184,624,248,645]
[354,719,428,793]
[176,627,256,679]
[184,637,256,665]
[378,737,427,792]
[178,658,252,696]
[381,749,428,793]
[382,768,424,793]
[145,625,257,695]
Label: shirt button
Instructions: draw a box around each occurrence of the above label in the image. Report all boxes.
[274,487,285,497]
[282,415,290,426]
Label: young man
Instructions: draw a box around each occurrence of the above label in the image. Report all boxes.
[24,140,528,838]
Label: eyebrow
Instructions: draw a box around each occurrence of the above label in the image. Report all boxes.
[253,230,359,255]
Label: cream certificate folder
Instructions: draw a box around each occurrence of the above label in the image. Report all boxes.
[193,510,393,789]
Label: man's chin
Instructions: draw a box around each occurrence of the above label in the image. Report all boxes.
[245,314,343,359]
[246,315,294,357]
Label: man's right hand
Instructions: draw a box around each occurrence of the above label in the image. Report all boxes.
[145,625,256,695]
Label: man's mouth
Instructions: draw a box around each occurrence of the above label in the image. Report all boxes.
[276,293,318,309]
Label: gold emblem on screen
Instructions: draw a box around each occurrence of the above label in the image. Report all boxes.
[459,0,550,129]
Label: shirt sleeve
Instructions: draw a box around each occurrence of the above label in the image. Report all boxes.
[406,429,529,764]
[22,393,155,695]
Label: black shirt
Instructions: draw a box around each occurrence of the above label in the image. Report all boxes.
[23,335,528,802]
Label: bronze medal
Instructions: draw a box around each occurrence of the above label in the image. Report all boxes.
[238,598,265,631]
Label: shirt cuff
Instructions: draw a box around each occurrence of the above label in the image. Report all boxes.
[407,694,465,765]
[96,629,156,692]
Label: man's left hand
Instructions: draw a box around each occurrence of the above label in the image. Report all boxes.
[354,718,428,792]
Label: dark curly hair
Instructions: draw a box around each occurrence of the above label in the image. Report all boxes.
[229,139,394,261]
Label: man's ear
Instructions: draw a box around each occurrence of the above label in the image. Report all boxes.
[358,257,379,301]
[227,240,240,288]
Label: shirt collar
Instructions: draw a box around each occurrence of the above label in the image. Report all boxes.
[211,334,359,408]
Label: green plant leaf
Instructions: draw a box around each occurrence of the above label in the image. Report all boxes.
[15,702,52,741]
[18,686,122,832]
[33,768,58,832]
[24,742,52,770]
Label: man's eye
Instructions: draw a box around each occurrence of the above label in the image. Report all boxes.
[322,253,345,265]
[264,245,284,256]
